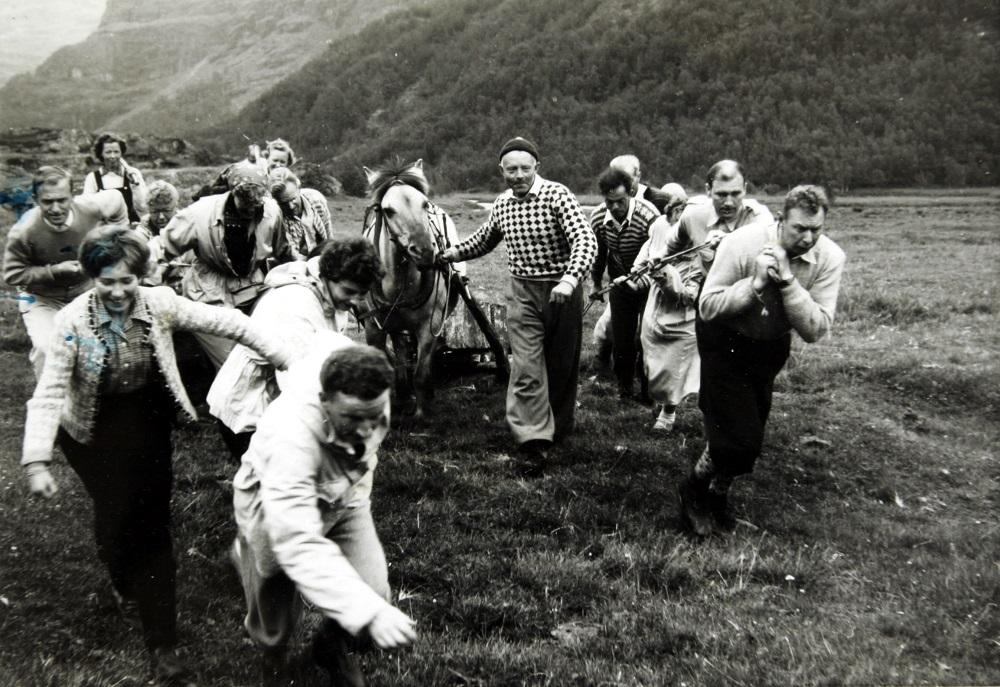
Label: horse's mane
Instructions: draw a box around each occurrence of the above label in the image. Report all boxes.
[367,159,430,204]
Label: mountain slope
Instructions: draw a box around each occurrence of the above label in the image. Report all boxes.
[211,0,1000,191]
[0,0,414,135]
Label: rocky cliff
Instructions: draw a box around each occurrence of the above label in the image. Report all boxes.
[0,0,410,136]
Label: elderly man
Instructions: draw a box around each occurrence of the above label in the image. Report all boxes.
[679,185,846,536]
[440,136,597,476]
[591,166,660,402]
[269,167,333,260]
[667,160,773,272]
[3,166,128,377]
[161,161,287,368]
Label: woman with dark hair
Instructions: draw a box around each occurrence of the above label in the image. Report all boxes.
[83,132,148,223]
[208,237,383,461]
[21,225,292,685]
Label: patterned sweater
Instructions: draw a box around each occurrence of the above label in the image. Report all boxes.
[590,197,660,282]
[451,176,597,286]
[22,286,292,466]
[3,190,128,301]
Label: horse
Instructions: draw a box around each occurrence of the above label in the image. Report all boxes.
[360,159,460,417]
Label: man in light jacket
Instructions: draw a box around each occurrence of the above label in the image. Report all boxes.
[160,161,288,367]
[231,341,417,686]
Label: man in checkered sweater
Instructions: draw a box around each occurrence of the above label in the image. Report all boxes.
[440,137,597,476]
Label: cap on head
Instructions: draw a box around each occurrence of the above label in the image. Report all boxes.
[226,161,268,189]
[498,137,539,162]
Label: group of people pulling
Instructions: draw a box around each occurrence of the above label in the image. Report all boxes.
[3,131,844,686]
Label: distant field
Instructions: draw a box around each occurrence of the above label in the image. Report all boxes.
[0,190,997,686]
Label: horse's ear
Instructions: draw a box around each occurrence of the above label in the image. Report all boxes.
[412,159,424,171]
[363,166,378,186]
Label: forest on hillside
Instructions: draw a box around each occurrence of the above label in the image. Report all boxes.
[207,0,1000,194]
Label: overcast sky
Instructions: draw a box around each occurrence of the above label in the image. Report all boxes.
[0,0,106,87]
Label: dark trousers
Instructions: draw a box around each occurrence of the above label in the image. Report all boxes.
[57,386,178,650]
[696,316,790,477]
[608,285,648,394]
[217,419,253,464]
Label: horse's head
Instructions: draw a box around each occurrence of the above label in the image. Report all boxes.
[364,159,439,269]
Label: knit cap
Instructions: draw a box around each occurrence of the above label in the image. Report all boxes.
[498,137,539,162]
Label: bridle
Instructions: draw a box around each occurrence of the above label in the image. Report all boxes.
[359,187,454,334]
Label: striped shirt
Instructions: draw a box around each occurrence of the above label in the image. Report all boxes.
[452,176,597,287]
[283,188,332,260]
[590,197,659,282]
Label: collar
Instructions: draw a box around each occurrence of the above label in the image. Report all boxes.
[706,203,734,230]
[501,175,545,200]
[305,256,340,315]
[43,209,75,231]
[636,182,649,199]
[603,197,636,228]
[222,192,264,225]
[320,399,391,475]
[95,290,151,329]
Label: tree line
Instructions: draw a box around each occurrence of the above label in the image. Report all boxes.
[204,0,1000,194]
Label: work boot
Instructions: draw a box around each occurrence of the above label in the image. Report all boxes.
[514,439,550,478]
[261,646,288,687]
[151,646,196,687]
[678,477,713,537]
[312,623,366,687]
[110,587,141,630]
[707,490,737,533]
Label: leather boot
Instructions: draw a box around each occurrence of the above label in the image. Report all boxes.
[312,621,366,687]
[678,476,713,537]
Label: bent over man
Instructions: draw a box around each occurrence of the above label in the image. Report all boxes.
[208,237,382,461]
[679,185,846,536]
[440,136,597,476]
[231,341,417,686]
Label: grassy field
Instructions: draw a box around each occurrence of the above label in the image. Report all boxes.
[0,189,998,686]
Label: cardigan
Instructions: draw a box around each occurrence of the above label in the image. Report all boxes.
[22,286,292,466]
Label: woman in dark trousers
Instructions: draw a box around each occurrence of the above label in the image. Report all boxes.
[21,225,291,685]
